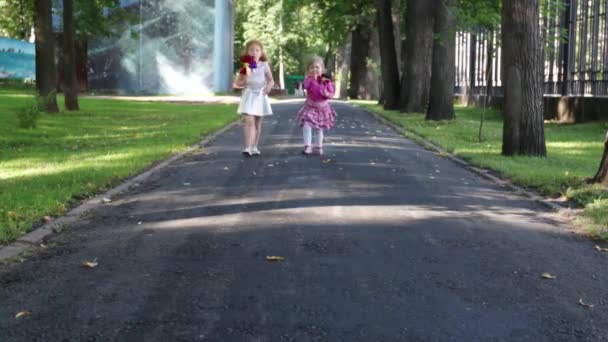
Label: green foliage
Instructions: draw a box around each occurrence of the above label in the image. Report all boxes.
[355,100,608,238]
[566,184,608,205]
[15,98,40,129]
[72,0,138,42]
[0,79,36,93]
[0,0,137,42]
[583,199,608,232]
[0,90,238,242]
[455,0,501,31]
[0,0,34,40]
[234,0,376,75]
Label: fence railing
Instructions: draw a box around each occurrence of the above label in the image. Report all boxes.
[455,0,608,98]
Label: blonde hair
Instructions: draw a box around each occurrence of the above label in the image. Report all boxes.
[307,56,325,72]
[242,40,268,62]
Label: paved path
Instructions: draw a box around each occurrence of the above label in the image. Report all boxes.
[1,101,607,341]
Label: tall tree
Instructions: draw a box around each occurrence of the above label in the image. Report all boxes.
[399,0,435,113]
[592,131,608,185]
[63,0,79,110]
[34,0,58,113]
[336,35,351,98]
[376,0,400,109]
[427,0,456,120]
[501,0,546,156]
[348,24,372,99]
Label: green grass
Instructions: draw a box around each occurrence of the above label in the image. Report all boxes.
[0,91,238,243]
[352,100,608,238]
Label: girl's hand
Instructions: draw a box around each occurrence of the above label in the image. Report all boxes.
[264,85,272,95]
[234,73,247,88]
[322,88,329,98]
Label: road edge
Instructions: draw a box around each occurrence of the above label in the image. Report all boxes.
[353,103,578,218]
[0,119,240,262]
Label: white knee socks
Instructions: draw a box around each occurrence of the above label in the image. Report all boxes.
[315,128,324,148]
[302,125,324,147]
[303,125,312,146]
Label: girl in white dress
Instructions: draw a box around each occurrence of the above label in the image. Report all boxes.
[234,40,274,156]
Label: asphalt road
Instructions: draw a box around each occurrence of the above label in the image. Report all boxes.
[1,101,607,341]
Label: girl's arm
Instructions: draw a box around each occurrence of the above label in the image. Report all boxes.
[322,81,335,99]
[233,72,247,88]
[302,75,315,90]
[264,63,275,94]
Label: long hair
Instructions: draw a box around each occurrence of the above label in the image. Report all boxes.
[242,40,268,62]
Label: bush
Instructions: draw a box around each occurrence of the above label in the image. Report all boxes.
[0,78,36,91]
[566,184,608,205]
[16,99,40,129]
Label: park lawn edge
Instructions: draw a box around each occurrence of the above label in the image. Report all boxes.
[1,95,239,244]
[350,100,608,241]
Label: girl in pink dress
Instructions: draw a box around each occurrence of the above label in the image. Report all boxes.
[296,56,337,156]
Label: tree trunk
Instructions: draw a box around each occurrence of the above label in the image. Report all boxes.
[63,0,79,110]
[501,0,547,156]
[349,25,371,99]
[399,0,435,113]
[337,35,352,99]
[479,31,494,142]
[466,33,476,106]
[592,131,608,185]
[393,5,402,76]
[34,0,58,113]
[376,0,400,109]
[426,0,455,120]
[363,27,381,100]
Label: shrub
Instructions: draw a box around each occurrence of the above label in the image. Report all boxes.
[16,99,40,129]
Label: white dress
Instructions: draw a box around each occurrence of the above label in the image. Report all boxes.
[237,61,273,116]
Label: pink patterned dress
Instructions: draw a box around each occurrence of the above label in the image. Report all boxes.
[296,76,337,129]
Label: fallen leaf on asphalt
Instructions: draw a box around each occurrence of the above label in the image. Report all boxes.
[266,256,284,262]
[595,245,608,252]
[578,298,594,309]
[541,273,557,279]
[15,311,31,319]
[102,198,112,203]
[322,159,333,164]
[223,166,230,171]
[83,258,98,268]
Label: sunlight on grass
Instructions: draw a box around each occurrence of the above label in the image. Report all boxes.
[0,92,238,243]
[352,100,608,238]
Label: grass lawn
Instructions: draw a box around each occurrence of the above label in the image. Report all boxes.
[0,89,238,243]
[352,101,608,238]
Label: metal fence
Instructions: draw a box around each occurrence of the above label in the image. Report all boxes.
[455,0,608,97]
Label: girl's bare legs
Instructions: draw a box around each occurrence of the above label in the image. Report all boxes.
[253,116,263,149]
[242,114,256,151]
